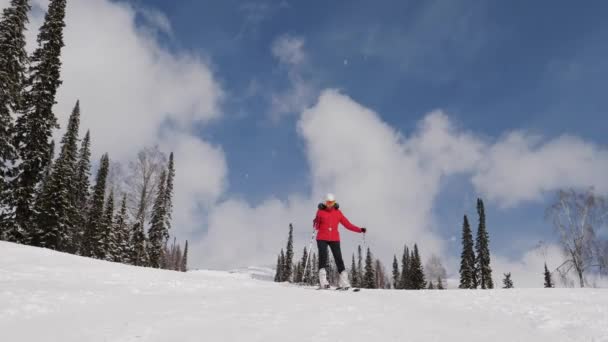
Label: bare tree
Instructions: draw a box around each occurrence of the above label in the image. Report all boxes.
[425,254,447,288]
[106,161,126,198]
[546,188,607,287]
[125,146,167,227]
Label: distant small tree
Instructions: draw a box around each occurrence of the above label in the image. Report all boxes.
[410,244,426,289]
[428,281,434,289]
[284,224,294,282]
[180,240,188,272]
[363,248,375,289]
[349,254,358,287]
[392,255,400,289]
[502,273,514,288]
[437,276,444,290]
[544,263,554,288]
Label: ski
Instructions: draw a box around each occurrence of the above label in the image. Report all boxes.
[316,286,360,292]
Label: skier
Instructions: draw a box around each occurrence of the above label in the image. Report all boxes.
[313,193,366,289]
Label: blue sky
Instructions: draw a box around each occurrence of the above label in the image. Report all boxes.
[19,0,602,276]
[121,0,608,257]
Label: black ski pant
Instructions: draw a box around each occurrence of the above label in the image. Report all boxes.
[317,240,346,273]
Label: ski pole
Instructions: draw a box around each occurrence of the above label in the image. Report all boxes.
[302,229,317,284]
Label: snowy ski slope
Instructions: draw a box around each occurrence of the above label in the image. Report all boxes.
[1,241,607,342]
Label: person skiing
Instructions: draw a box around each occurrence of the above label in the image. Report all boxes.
[313,193,366,289]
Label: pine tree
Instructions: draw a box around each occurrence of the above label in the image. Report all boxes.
[274,254,282,282]
[32,101,80,251]
[297,247,308,283]
[400,245,410,289]
[410,244,426,290]
[428,281,434,289]
[357,245,363,286]
[163,152,174,238]
[114,194,129,263]
[72,130,91,253]
[284,223,294,282]
[82,154,109,258]
[544,263,554,288]
[392,255,400,289]
[181,240,188,272]
[363,248,375,289]
[10,0,66,242]
[476,198,493,289]
[437,276,444,290]
[278,249,286,282]
[0,0,30,222]
[459,215,476,289]
[101,190,115,260]
[349,254,357,286]
[502,273,513,288]
[130,221,147,266]
[147,170,167,268]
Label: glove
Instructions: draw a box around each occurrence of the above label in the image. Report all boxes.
[361,227,367,233]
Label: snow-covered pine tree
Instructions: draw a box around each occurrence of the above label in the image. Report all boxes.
[297,247,308,283]
[82,154,109,258]
[130,221,147,266]
[502,273,513,288]
[459,215,476,289]
[278,249,286,281]
[392,255,400,289]
[101,190,116,261]
[32,101,80,251]
[357,245,363,286]
[400,245,410,289]
[349,254,358,287]
[147,170,167,268]
[0,0,30,231]
[303,248,311,283]
[180,240,188,272]
[10,0,66,242]
[363,248,375,289]
[163,152,174,239]
[544,263,554,288]
[428,281,434,289]
[274,254,282,282]
[476,198,493,289]
[284,223,294,282]
[410,244,426,290]
[114,194,130,263]
[72,130,91,254]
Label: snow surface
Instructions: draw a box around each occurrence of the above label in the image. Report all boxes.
[1,241,608,342]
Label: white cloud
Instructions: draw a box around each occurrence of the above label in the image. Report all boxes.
[472,132,608,207]
[194,89,608,273]
[269,34,317,119]
[271,34,306,66]
[18,0,223,161]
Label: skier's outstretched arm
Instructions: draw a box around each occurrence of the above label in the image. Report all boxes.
[339,211,363,233]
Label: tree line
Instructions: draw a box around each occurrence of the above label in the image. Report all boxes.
[0,0,187,271]
[274,224,442,289]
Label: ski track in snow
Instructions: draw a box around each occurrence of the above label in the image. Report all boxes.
[1,241,607,342]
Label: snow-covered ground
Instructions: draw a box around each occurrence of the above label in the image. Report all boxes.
[1,241,607,342]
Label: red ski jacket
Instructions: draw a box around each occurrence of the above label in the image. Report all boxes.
[313,203,362,241]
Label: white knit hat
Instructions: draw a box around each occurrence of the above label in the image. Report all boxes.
[324,193,335,202]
